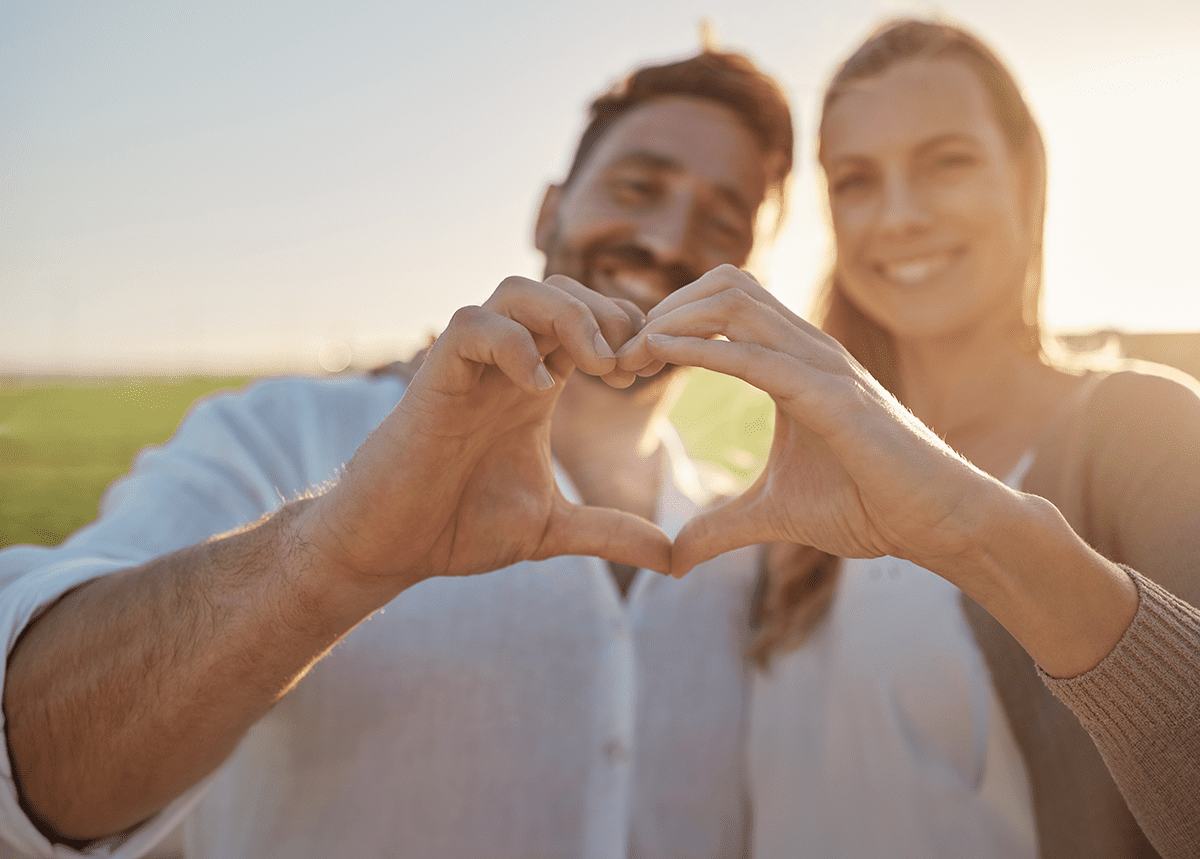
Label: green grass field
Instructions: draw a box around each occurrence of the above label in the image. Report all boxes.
[0,371,772,550]
[0,376,252,548]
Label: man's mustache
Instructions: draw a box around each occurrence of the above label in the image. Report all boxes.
[585,244,699,296]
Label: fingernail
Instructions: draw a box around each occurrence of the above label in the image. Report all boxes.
[646,334,671,345]
[534,364,555,390]
[593,331,614,359]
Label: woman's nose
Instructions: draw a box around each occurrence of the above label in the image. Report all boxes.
[878,172,933,235]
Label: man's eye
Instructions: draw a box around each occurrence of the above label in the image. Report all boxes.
[609,177,660,204]
[708,213,750,243]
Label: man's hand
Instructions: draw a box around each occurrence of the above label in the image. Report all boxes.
[4,274,676,843]
[299,274,672,594]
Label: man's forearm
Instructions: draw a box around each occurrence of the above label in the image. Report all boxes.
[3,497,393,843]
[3,278,663,844]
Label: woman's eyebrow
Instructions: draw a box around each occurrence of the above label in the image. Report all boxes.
[913,132,982,156]
[824,153,873,172]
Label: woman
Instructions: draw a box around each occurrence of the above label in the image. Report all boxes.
[616,19,1200,859]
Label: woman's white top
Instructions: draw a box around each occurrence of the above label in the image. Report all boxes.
[748,455,1037,859]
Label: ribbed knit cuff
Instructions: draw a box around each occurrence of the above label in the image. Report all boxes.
[1039,568,1200,857]
[1041,567,1200,733]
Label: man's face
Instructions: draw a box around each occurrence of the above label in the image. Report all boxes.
[536,96,771,316]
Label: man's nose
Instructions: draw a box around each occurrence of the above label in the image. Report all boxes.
[634,190,696,266]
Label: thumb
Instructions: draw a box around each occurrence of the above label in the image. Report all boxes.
[672,491,772,578]
[536,498,673,575]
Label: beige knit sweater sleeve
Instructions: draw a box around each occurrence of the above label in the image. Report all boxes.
[1042,570,1200,858]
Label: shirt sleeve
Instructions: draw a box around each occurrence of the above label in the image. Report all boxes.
[0,376,377,856]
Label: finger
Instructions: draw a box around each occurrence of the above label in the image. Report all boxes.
[671,491,774,577]
[644,264,806,329]
[598,366,640,388]
[541,276,647,388]
[617,287,798,373]
[608,297,648,336]
[482,276,619,377]
[639,334,868,442]
[537,344,638,389]
[628,265,846,373]
[542,274,646,356]
[431,305,559,396]
[536,498,673,575]
[640,333,796,397]
[633,358,669,378]
[604,295,649,378]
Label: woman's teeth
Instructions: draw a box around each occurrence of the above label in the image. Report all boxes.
[879,252,955,286]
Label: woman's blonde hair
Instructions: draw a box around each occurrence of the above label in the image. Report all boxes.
[750,18,1050,668]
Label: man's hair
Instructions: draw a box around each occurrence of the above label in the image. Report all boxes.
[563,50,794,209]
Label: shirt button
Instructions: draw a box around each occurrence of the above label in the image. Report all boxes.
[603,737,630,764]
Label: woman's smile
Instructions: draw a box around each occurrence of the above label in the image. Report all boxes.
[872,247,965,288]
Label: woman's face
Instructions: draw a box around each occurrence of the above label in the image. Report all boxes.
[820,57,1032,345]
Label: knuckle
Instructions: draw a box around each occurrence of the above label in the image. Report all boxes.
[609,297,645,325]
[496,321,533,353]
[707,263,752,290]
[497,275,534,292]
[715,287,755,314]
[489,276,535,304]
[742,340,771,360]
[447,304,486,330]
[542,273,578,290]
[558,298,598,335]
[597,305,636,338]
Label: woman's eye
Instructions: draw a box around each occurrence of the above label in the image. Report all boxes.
[934,151,976,171]
[832,172,874,195]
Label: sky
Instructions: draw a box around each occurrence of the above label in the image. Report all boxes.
[2,0,1198,374]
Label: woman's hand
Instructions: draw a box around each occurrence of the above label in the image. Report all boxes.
[616,265,1006,578]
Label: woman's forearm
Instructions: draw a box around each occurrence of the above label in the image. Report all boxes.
[925,484,1139,679]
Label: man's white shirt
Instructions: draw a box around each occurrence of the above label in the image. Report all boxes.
[0,374,757,859]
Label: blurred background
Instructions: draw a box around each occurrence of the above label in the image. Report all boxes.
[3,0,1198,375]
[3,0,1199,551]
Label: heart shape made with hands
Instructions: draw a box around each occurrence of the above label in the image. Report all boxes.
[433,268,861,582]
[380,266,966,585]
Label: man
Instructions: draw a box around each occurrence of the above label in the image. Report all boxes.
[0,50,792,857]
